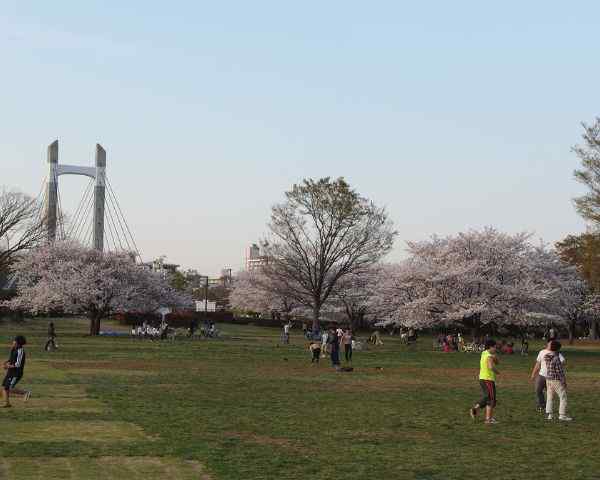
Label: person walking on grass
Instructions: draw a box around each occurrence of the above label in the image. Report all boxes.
[321,330,329,357]
[342,329,353,363]
[544,341,572,422]
[45,322,57,351]
[282,321,291,345]
[2,336,31,408]
[328,328,341,370]
[470,339,500,424]
[530,340,565,413]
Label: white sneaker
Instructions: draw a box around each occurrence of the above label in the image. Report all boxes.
[546,414,554,421]
[559,416,573,422]
[484,417,499,424]
[24,391,31,402]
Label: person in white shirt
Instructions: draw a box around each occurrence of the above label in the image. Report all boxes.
[321,331,329,355]
[282,322,291,344]
[530,341,566,412]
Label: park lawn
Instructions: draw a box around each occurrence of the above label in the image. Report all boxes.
[1,319,599,479]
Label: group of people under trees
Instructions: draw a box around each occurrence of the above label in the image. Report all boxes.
[130,318,219,340]
[282,322,363,370]
[469,338,572,424]
[308,327,356,369]
[437,332,524,355]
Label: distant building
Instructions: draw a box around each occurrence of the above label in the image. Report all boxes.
[142,257,180,279]
[245,243,268,271]
[195,300,217,312]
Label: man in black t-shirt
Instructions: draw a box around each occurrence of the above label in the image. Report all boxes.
[2,335,31,408]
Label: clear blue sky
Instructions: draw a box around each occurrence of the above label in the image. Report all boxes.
[1,1,594,275]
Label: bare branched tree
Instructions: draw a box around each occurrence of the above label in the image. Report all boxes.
[0,187,47,274]
[262,177,396,330]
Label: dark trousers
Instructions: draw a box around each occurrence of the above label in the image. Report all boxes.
[477,380,496,408]
[312,348,321,363]
[331,349,340,366]
[344,344,352,362]
[535,374,546,408]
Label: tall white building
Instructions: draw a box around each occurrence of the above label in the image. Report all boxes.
[245,243,268,271]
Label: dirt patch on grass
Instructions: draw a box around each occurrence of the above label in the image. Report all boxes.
[0,421,152,443]
[51,360,163,371]
[16,397,105,413]
[0,457,211,480]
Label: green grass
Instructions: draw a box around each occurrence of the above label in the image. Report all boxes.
[1,318,599,479]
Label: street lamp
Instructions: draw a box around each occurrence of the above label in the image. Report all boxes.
[198,275,209,313]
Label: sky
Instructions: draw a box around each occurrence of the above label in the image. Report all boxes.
[0,1,595,275]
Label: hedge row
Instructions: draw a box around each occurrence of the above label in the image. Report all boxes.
[114,310,234,328]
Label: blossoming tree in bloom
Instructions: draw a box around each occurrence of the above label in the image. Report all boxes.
[328,265,382,330]
[371,260,434,329]
[229,270,299,321]
[530,245,589,343]
[377,228,558,336]
[5,241,191,335]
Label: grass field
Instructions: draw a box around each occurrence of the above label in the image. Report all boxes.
[1,318,599,480]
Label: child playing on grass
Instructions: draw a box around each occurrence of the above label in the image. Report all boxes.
[309,341,321,364]
[470,339,500,424]
[2,335,31,408]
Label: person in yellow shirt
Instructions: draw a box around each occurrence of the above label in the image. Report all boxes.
[469,339,500,424]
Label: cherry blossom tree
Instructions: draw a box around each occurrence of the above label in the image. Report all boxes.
[4,241,191,335]
[377,228,554,336]
[229,270,299,320]
[527,246,588,343]
[371,260,434,329]
[329,266,381,330]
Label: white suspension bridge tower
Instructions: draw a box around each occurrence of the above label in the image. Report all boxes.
[41,140,141,260]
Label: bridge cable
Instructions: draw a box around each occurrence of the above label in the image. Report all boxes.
[105,177,137,256]
[73,187,95,245]
[105,177,142,261]
[105,190,129,253]
[55,180,67,241]
[66,178,94,240]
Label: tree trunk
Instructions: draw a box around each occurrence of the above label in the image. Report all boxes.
[567,319,575,345]
[312,305,321,332]
[89,315,101,336]
[469,314,481,342]
[591,318,599,340]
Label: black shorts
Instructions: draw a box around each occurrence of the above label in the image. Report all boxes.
[2,373,22,390]
[478,380,497,407]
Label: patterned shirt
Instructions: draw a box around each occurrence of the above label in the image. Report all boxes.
[544,352,565,382]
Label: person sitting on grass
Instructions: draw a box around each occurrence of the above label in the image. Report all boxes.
[520,336,529,356]
[469,339,500,424]
[369,330,383,346]
[45,322,57,351]
[2,336,31,408]
[309,341,321,364]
